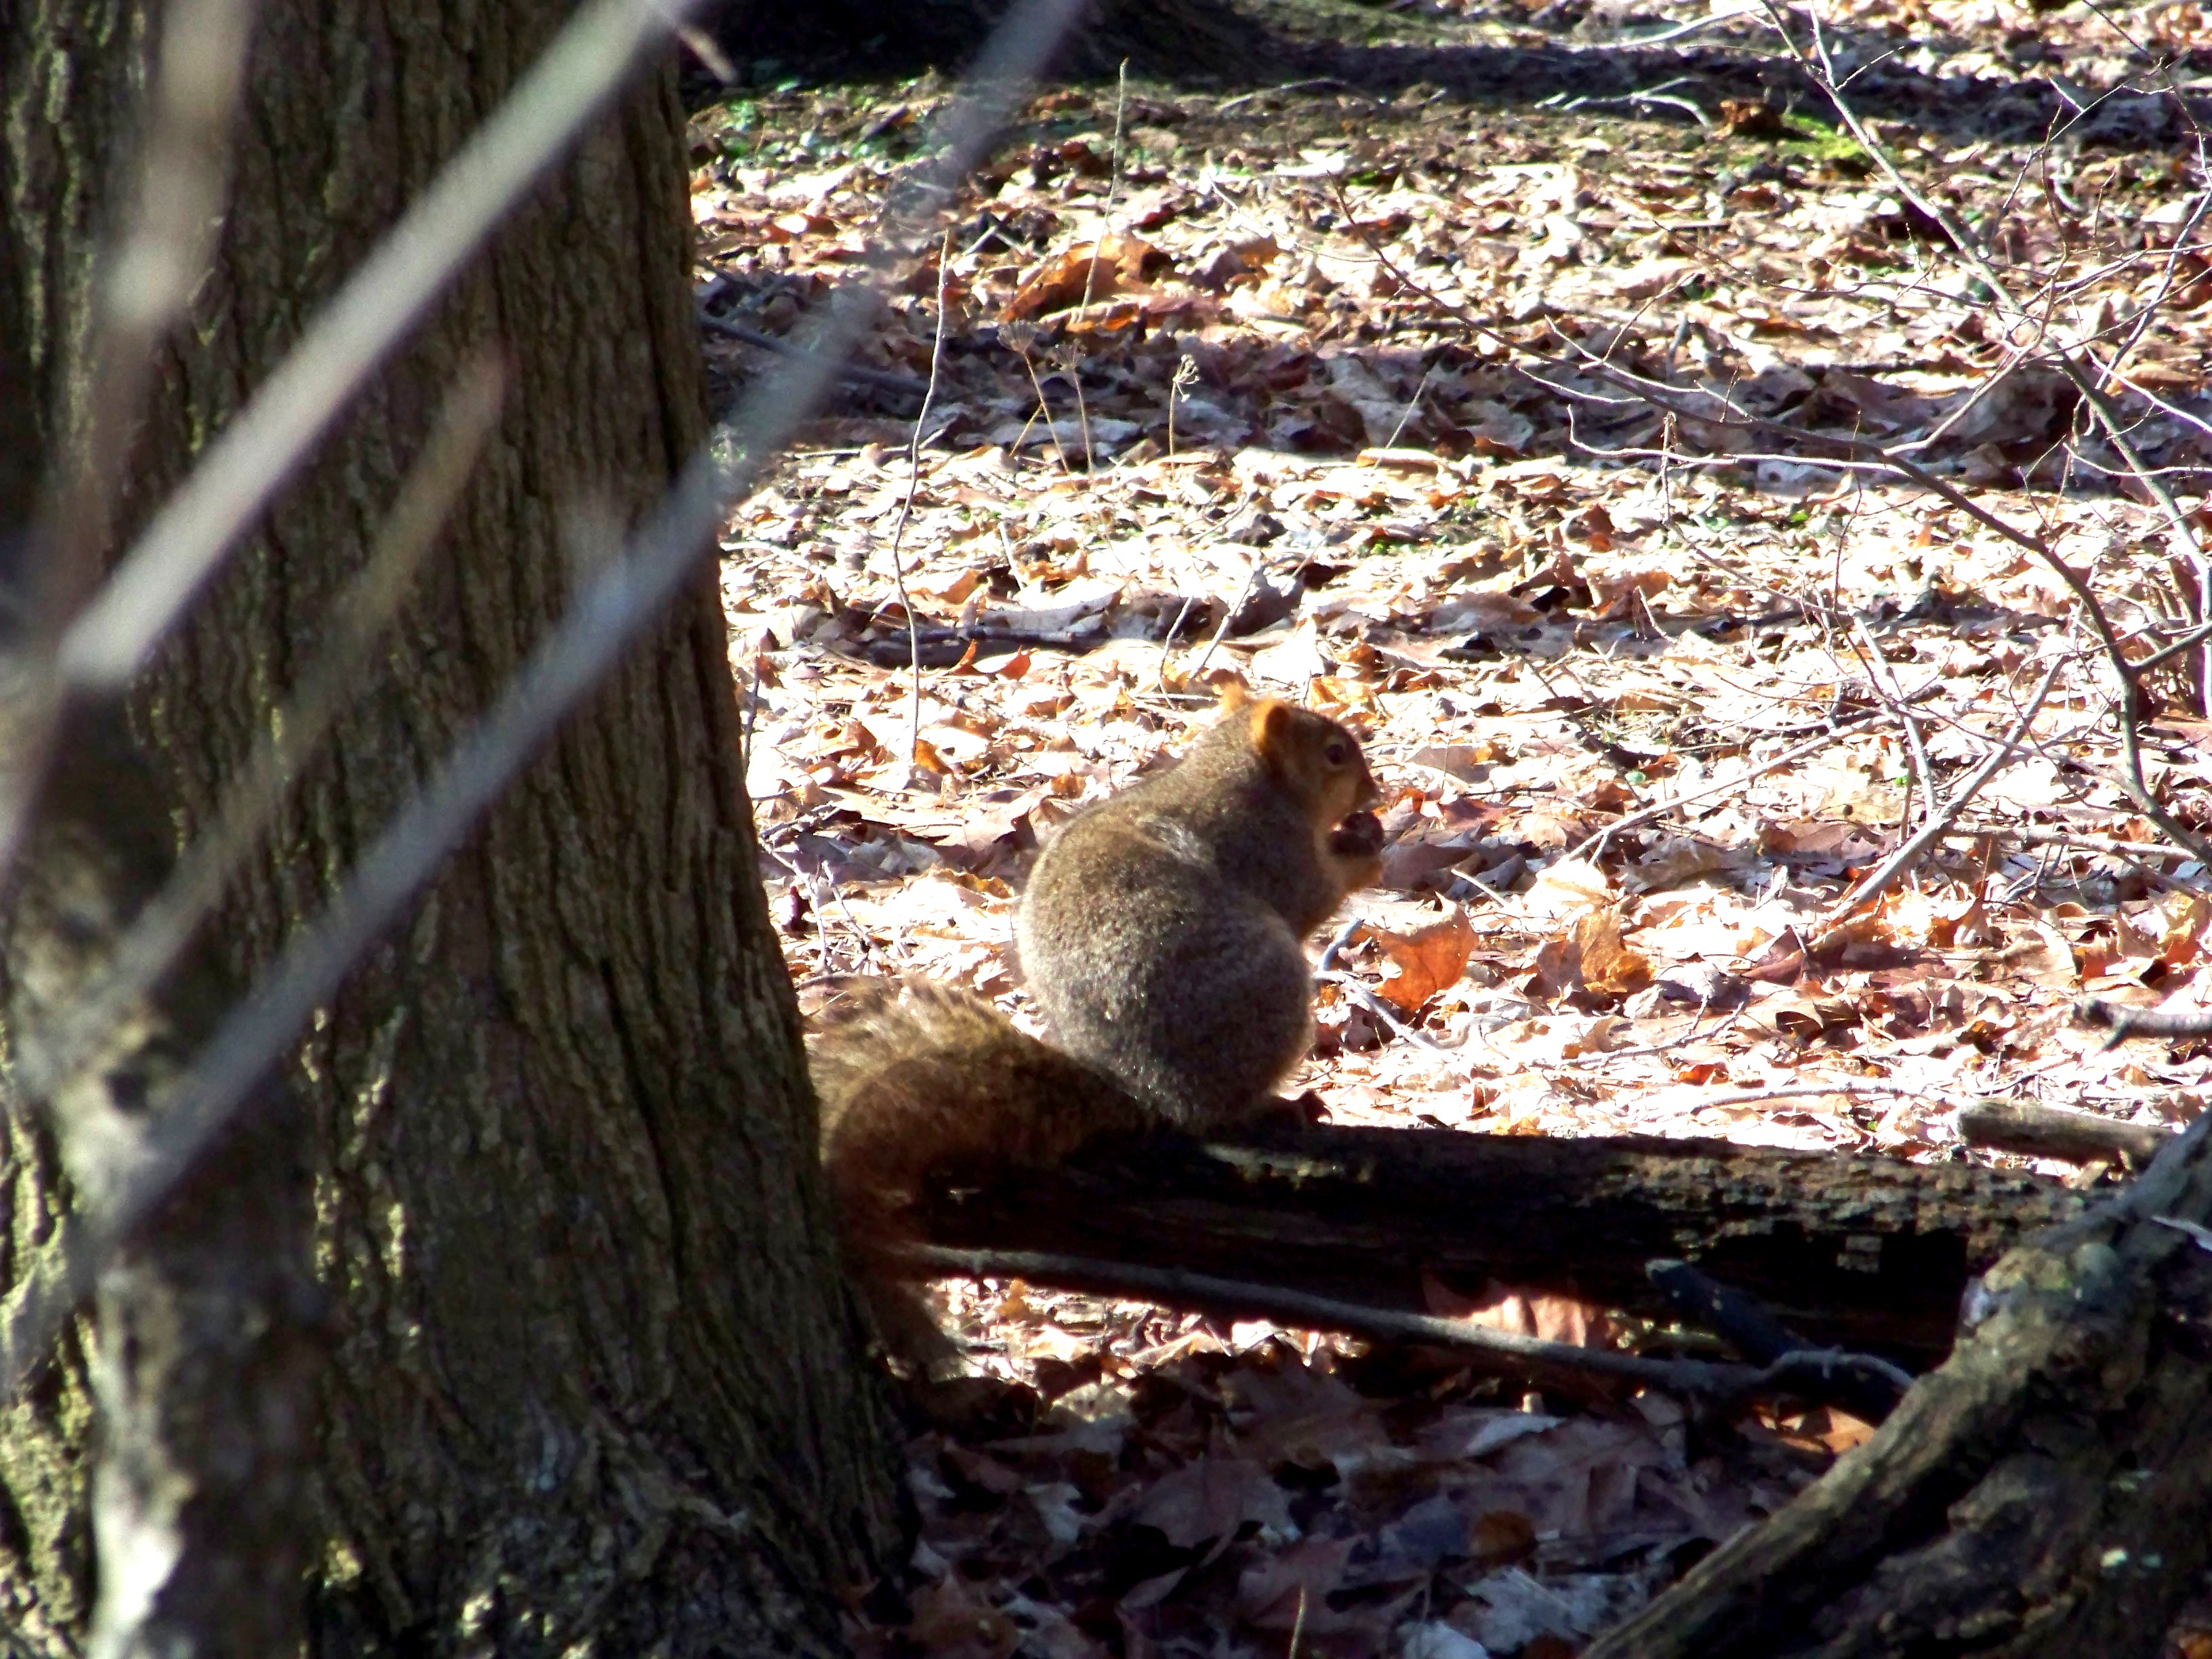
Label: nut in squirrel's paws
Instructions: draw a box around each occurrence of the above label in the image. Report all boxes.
[1328,810,1385,861]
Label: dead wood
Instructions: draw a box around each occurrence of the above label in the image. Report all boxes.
[907,1123,2085,1366]
[1955,1099,2174,1170]
[1648,1258,1908,1422]
[1585,1113,2212,1659]
[2076,996,2212,1043]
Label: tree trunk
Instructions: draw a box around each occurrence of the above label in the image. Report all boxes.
[0,3,899,1653]
[0,706,321,1659]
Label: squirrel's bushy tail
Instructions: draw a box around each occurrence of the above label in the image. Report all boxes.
[810,979,1153,1370]
[812,978,1153,1249]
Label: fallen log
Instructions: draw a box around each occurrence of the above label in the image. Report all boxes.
[1955,1097,2173,1169]
[909,1123,2085,1366]
[1586,1113,2212,1659]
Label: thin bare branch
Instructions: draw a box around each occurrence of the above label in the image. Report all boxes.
[1847,611,1933,839]
[2077,997,2212,1043]
[904,1244,1802,1399]
[39,0,261,630]
[1763,0,2212,705]
[0,0,264,918]
[1811,659,2066,941]
[1980,825,2211,862]
[1566,691,1940,865]
[1955,1099,2173,1168]
[884,234,952,775]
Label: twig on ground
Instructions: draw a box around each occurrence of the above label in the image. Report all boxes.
[1322,188,2212,869]
[1597,8,1761,48]
[901,1244,1898,1407]
[1564,692,1939,864]
[1647,1258,1909,1422]
[1154,591,1202,689]
[1954,1099,2173,1168]
[1313,914,1362,978]
[1315,917,1458,1057]
[760,835,899,977]
[884,231,951,775]
[1570,1011,1743,1068]
[2076,997,2212,1044]
[1180,556,1261,685]
[1641,1079,1975,1116]
[1586,88,1714,129]
[1314,970,1454,1053]
[1214,79,1352,115]
[1769,0,2212,745]
[1338,181,2212,873]
[1055,342,1096,476]
[1001,322,1076,476]
[2133,617,2212,678]
[1775,1,2212,706]
[1809,659,2065,945]
[1975,825,2210,862]
[1381,359,1437,451]
[1846,612,1933,838]
[1074,58,1129,344]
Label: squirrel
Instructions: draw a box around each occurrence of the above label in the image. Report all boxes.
[811,687,1383,1357]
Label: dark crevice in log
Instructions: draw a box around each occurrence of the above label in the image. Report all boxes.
[909,1122,2085,1366]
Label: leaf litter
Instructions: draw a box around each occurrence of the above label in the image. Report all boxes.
[697,5,2212,1650]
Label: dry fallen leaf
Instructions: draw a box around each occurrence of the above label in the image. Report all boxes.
[906,1574,1021,1659]
[1001,233,1162,321]
[1132,1456,1290,1556]
[1245,618,1334,686]
[1576,906,1653,998]
[1364,909,1477,1012]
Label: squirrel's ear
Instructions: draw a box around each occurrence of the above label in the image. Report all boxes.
[1216,680,1253,714]
[1248,697,1291,759]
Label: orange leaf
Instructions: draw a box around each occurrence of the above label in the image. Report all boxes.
[1364,909,1475,1012]
[1577,907,1652,997]
[1000,234,1161,321]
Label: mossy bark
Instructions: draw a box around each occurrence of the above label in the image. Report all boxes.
[0,3,899,1652]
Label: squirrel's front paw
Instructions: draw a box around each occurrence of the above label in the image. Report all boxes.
[1329,811,1384,861]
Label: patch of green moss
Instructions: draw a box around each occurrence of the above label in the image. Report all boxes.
[1778,115,1872,173]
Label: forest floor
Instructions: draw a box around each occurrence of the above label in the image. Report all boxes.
[693,0,2212,1651]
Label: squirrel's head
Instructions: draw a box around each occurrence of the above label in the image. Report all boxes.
[1240,695,1380,823]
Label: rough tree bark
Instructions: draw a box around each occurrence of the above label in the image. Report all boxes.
[0,703,321,1659]
[0,3,898,1653]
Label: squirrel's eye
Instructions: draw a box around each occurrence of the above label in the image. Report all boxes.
[1325,741,1348,766]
